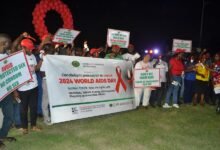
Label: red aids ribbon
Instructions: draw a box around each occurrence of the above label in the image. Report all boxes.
[115,66,127,93]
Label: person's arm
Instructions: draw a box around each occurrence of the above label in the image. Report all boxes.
[35,60,43,71]
[11,32,29,53]
[33,55,43,71]
[168,62,173,82]
[38,34,52,51]
[185,64,196,72]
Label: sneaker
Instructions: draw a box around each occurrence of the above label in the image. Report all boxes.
[21,128,28,134]
[31,126,42,132]
[44,120,52,126]
[173,104,180,108]
[163,103,172,108]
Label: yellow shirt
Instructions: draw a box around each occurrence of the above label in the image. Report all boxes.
[195,64,210,81]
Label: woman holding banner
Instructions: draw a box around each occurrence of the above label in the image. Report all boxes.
[134,54,152,108]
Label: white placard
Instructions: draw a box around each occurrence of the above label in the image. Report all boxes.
[107,28,130,48]
[53,28,80,44]
[134,69,160,88]
[172,39,192,52]
[0,51,32,101]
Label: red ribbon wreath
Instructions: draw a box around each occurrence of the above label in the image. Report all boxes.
[32,0,74,39]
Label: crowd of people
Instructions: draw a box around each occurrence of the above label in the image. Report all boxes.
[0,32,220,148]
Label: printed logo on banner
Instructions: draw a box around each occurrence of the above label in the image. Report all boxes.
[72,61,80,67]
[109,103,119,108]
[71,107,79,114]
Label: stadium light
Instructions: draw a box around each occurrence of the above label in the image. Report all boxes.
[154,49,159,54]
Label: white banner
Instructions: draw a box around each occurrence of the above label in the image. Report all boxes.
[134,69,160,88]
[107,28,130,48]
[53,28,80,44]
[172,39,192,53]
[44,55,135,124]
[0,51,32,101]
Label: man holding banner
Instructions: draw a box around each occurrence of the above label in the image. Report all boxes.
[0,34,16,148]
[15,38,42,134]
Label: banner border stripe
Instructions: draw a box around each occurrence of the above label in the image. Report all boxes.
[52,97,134,108]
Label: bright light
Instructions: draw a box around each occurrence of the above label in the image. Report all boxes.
[149,50,153,54]
[145,50,148,53]
[154,49,159,54]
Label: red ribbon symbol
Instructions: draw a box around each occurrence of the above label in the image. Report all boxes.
[115,66,127,93]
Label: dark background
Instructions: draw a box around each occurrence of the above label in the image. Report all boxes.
[0,0,220,54]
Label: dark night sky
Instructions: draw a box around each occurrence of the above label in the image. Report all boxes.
[0,0,220,54]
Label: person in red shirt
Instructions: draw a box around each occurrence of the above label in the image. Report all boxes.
[163,50,184,108]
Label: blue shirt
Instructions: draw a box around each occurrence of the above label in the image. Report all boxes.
[184,61,196,81]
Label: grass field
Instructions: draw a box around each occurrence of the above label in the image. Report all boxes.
[4,105,220,150]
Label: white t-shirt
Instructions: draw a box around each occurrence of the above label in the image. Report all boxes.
[154,60,168,82]
[135,61,152,69]
[18,54,38,91]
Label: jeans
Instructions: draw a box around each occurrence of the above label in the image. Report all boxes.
[0,95,14,139]
[183,79,195,104]
[165,76,182,105]
[19,87,38,129]
[13,102,21,126]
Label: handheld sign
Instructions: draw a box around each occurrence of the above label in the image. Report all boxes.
[0,51,32,101]
[172,39,192,53]
[53,28,80,44]
[107,28,130,48]
[213,65,220,94]
[134,69,160,88]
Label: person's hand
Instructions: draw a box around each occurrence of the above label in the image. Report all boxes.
[197,73,205,78]
[192,66,197,71]
[22,32,29,38]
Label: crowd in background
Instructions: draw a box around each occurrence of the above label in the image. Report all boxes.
[0,32,220,148]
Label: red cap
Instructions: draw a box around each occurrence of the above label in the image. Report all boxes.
[90,48,100,55]
[21,39,35,51]
[175,49,185,54]
[112,45,120,49]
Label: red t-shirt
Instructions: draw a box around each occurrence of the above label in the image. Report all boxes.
[169,58,184,76]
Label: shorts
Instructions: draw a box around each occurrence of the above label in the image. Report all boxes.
[195,80,208,94]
